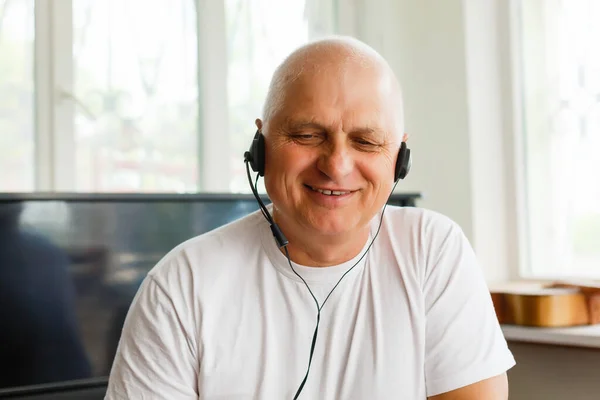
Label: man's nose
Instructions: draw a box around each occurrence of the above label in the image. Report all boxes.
[317,141,353,181]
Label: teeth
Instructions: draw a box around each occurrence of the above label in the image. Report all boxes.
[310,186,349,196]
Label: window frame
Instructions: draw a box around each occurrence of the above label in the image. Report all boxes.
[502,0,531,281]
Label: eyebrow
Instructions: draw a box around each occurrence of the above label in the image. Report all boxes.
[284,119,327,132]
[284,119,384,138]
[350,127,381,137]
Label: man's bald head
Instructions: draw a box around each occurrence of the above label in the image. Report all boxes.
[260,36,404,137]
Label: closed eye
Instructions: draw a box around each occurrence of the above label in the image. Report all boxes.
[289,133,325,144]
[354,138,382,151]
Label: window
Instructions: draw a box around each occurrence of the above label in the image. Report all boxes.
[0,0,337,193]
[72,0,199,192]
[519,0,600,278]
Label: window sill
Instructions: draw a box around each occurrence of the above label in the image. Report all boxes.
[502,324,600,349]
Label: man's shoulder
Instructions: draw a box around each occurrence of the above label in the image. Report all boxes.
[377,206,466,272]
[383,205,461,238]
[147,209,266,283]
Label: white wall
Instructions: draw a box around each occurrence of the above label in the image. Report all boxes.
[384,0,475,245]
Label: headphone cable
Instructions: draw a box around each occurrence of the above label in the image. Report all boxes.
[245,158,400,399]
[288,179,398,399]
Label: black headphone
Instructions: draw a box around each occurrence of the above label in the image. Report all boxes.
[244,130,412,182]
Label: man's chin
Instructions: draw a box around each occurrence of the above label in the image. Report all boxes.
[304,216,357,237]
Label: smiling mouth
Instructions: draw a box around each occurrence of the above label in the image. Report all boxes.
[305,185,353,196]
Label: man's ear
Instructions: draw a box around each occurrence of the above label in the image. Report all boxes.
[255,119,263,131]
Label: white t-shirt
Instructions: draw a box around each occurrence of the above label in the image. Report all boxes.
[105,205,515,399]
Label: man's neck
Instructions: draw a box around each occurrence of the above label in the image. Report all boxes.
[273,215,371,268]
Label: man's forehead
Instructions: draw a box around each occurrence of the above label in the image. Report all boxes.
[288,60,385,87]
[277,78,398,120]
[279,73,391,113]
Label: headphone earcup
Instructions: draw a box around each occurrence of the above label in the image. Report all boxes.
[244,130,266,176]
[394,142,411,182]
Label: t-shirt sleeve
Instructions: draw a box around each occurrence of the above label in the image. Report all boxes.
[423,221,515,397]
[105,275,199,400]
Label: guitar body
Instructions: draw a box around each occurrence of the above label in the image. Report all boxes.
[490,281,600,327]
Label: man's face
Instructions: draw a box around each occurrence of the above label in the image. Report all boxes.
[262,62,402,238]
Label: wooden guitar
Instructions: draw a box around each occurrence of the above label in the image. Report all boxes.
[490,281,600,327]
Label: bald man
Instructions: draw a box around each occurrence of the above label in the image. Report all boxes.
[105,37,514,399]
